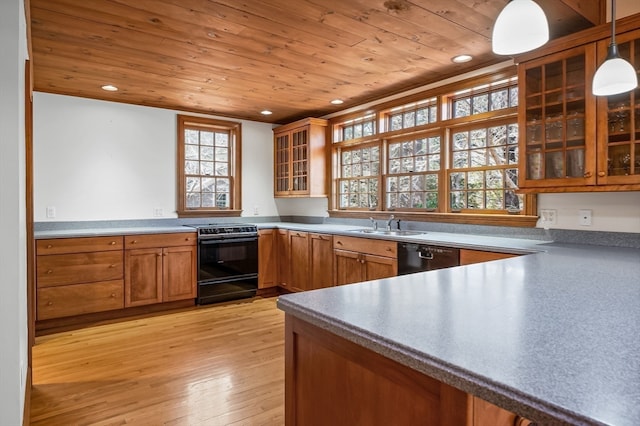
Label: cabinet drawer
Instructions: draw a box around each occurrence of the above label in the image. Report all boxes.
[333,235,397,258]
[124,232,197,249]
[37,280,124,320]
[37,251,123,287]
[37,236,123,255]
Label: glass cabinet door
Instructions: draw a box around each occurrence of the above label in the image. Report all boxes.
[274,133,290,194]
[519,45,596,188]
[290,128,309,192]
[597,30,640,185]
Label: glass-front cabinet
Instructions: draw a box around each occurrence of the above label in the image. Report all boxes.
[273,118,328,197]
[518,44,597,189]
[596,28,640,186]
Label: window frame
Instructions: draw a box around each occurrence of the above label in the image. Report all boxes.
[329,68,538,227]
[177,115,242,217]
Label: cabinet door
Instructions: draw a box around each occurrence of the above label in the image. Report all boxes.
[277,229,290,288]
[310,233,333,290]
[519,44,596,188]
[274,132,290,195]
[125,248,163,307]
[289,231,310,292]
[163,245,196,302]
[258,229,277,289]
[333,249,363,286]
[596,28,640,186]
[459,249,517,266]
[290,127,309,193]
[363,254,397,281]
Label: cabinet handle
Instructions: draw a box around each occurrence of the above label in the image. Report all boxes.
[110,241,116,245]
[597,171,606,177]
[583,171,593,178]
[336,241,343,245]
[386,247,392,252]
[46,244,53,249]
[46,269,53,274]
[157,253,162,257]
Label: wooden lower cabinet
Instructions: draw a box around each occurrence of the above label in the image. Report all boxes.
[37,280,124,320]
[124,233,197,307]
[460,249,518,265]
[289,231,310,292]
[258,229,277,289]
[285,315,530,426]
[36,236,125,321]
[333,235,397,286]
[309,233,333,290]
[277,229,290,288]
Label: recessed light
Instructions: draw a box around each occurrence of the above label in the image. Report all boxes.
[260,110,273,115]
[330,99,344,105]
[451,54,473,64]
[101,84,118,91]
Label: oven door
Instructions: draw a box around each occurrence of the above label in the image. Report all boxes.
[198,237,258,283]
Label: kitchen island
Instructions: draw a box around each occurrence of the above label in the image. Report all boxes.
[277,243,640,425]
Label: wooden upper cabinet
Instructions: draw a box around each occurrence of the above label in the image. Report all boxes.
[518,44,597,190]
[273,117,328,197]
[517,18,640,193]
[595,28,640,187]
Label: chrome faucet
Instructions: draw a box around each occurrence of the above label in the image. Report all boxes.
[385,214,395,231]
[369,217,378,231]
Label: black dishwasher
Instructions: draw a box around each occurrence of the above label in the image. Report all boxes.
[397,243,460,275]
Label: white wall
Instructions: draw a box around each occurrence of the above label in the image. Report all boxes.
[0,0,28,424]
[34,94,278,221]
[609,0,640,20]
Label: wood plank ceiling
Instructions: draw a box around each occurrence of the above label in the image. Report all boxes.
[30,0,601,124]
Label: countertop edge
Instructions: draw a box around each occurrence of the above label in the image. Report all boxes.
[277,296,605,426]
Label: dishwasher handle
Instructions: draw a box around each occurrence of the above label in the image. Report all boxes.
[418,250,434,260]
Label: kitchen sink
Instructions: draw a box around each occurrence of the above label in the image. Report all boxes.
[348,229,426,236]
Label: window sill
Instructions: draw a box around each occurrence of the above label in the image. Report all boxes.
[178,209,242,218]
[328,210,539,228]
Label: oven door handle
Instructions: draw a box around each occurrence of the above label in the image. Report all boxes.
[199,237,258,245]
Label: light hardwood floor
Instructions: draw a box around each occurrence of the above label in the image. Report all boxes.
[30,297,285,425]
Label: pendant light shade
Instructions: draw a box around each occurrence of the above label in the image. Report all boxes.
[592,0,638,96]
[492,0,549,55]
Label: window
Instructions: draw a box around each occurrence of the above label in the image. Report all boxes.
[177,115,241,217]
[449,77,518,118]
[386,134,441,210]
[449,120,522,211]
[330,71,536,226]
[337,143,380,209]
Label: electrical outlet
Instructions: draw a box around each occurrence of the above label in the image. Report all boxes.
[253,205,259,216]
[153,208,164,217]
[579,209,592,226]
[540,209,557,227]
[46,206,56,218]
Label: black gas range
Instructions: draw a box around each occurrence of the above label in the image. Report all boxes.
[185,223,259,304]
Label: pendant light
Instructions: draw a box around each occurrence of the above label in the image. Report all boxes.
[592,0,638,96]
[492,0,549,55]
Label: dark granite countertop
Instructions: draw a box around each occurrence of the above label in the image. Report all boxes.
[277,243,640,425]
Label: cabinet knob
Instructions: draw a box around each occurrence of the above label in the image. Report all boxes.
[47,301,53,306]
[583,171,593,178]
[132,240,138,244]
[597,171,606,177]
[157,253,162,257]
[336,241,343,245]
[109,264,116,268]
[46,244,53,249]
[46,269,53,274]
[386,247,392,252]
[110,293,116,298]
[110,241,116,245]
